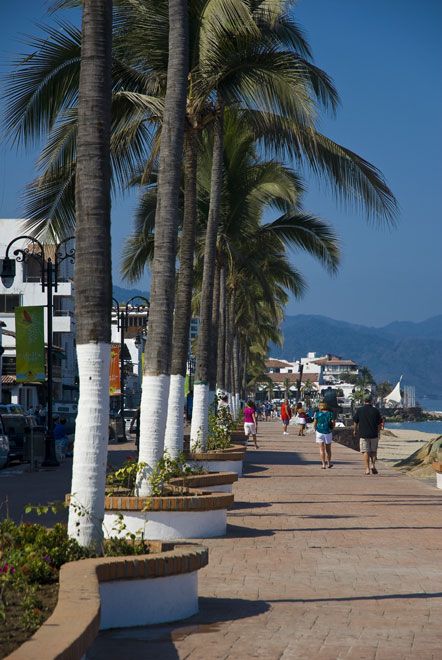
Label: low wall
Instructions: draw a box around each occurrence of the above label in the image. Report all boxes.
[333,428,359,451]
[103,490,234,540]
[7,542,208,660]
[168,471,238,493]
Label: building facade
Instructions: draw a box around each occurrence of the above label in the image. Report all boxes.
[0,220,77,408]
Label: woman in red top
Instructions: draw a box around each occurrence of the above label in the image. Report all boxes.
[280,398,292,435]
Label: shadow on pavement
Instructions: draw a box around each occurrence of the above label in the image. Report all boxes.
[230,501,271,510]
[87,597,270,660]
[226,523,274,537]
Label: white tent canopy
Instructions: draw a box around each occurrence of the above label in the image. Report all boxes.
[384,376,402,406]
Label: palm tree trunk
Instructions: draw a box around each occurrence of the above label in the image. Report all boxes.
[208,262,220,403]
[68,0,112,550]
[137,0,188,494]
[190,105,224,449]
[233,333,241,416]
[224,289,233,396]
[216,264,226,390]
[164,128,197,458]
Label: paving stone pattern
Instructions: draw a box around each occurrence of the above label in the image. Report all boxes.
[88,422,442,659]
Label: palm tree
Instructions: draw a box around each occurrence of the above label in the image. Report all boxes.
[67,0,113,549]
[136,0,189,494]
[4,0,398,464]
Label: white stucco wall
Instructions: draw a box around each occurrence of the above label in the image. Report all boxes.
[100,571,198,629]
[103,508,228,540]
[187,458,243,476]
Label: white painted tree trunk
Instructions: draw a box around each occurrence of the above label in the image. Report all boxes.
[235,394,240,419]
[137,374,170,495]
[164,374,185,458]
[68,343,111,550]
[190,382,209,450]
[227,392,233,417]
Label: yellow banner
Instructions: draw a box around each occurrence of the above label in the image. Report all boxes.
[15,306,45,382]
[109,344,121,395]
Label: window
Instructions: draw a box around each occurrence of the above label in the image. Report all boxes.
[23,257,43,282]
[0,294,21,313]
[53,295,71,316]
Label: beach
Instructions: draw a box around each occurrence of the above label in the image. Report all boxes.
[378,428,440,484]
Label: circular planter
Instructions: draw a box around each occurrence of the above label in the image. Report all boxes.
[7,541,208,660]
[168,471,238,493]
[431,461,442,489]
[103,489,234,541]
[186,445,245,476]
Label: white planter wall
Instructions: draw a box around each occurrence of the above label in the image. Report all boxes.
[104,508,227,540]
[187,458,243,476]
[100,571,198,629]
[436,472,442,489]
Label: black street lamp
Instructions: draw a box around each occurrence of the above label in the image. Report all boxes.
[111,296,149,440]
[296,361,304,403]
[1,235,75,467]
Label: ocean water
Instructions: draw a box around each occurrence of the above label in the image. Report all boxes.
[386,421,442,435]
[419,396,442,413]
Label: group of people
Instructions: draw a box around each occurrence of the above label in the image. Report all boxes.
[243,394,383,475]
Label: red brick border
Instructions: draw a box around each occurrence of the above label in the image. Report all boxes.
[432,461,442,473]
[7,542,208,660]
[103,489,234,512]
[168,471,238,489]
[185,444,246,462]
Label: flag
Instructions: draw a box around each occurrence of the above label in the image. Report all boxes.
[109,344,121,395]
[15,306,45,382]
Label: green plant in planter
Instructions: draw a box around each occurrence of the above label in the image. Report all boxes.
[149,452,204,496]
[207,412,233,450]
[107,456,147,495]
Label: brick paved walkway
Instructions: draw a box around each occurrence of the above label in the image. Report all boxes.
[88,422,442,659]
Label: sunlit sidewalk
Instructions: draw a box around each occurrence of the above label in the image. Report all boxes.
[89,421,442,659]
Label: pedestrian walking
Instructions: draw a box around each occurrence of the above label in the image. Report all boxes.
[353,394,383,475]
[295,402,307,436]
[129,407,141,451]
[313,401,335,468]
[243,400,258,448]
[281,398,292,435]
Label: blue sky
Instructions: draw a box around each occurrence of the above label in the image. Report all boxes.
[0,0,441,326]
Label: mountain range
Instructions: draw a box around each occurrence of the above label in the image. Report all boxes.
[113,283,440,398]
[271,314,442,398]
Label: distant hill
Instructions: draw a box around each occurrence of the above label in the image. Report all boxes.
[271,314,442,398]
[113,285,149,303]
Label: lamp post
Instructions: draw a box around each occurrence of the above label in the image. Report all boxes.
[1,235,75,467]
[296,361,304,403]
[111,296,149,440]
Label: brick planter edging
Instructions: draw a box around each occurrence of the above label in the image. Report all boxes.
[432,461,442,473]
[185,444,246,461]
[168,471,238,489]
[7,542,208,660]
[104,489,234,512]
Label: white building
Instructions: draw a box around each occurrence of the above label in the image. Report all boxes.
[0,219,77,408]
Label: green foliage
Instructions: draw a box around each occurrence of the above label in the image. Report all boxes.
[207,410,234,450]
[149,452,204,496]
[106,456,147,495]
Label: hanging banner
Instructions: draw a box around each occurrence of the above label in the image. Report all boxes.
[109,344,121,395]
[15,306,45,382]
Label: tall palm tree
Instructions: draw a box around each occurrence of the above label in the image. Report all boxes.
[67,0,113,550]
[4,0,397,464]
[136,0,189,494]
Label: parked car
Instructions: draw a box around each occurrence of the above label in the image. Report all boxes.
[1,413,29,463]
[0,404,25,415]
[0,417,9,468]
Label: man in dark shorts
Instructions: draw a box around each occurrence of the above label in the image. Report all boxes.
[353,394,383,475]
